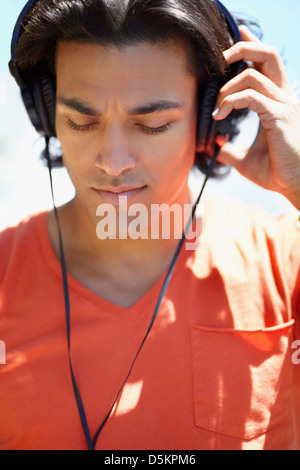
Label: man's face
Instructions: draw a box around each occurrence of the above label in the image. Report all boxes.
[55,40,198,224]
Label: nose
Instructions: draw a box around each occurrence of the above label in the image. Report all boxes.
[95,123,136,176]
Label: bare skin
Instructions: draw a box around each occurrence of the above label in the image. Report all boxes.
[48,29,300,308]
[215,26,300,208]
[49,40,198,307]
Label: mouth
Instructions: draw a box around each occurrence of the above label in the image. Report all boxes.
[92,185,147,205]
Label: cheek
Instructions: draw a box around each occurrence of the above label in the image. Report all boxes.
[156,121,196,177]
[55,117,96,175]
[55,110,197,183]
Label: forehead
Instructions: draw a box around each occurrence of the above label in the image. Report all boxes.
[55,40,197,106]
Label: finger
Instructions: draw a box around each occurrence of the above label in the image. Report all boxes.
[213,88,283,127]
[216,139,272,189]
[218,67,285,106]
[238,24,261,43]
[215,141,245,167]
[223,42,290,89]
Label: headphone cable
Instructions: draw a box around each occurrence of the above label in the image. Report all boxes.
[45,136,220,450]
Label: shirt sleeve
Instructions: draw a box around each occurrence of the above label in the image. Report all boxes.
[0,225,16,286]
[205,196,300,326]
[264,213,300,329]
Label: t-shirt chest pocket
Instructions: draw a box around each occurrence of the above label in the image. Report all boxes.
[190,320,295,441]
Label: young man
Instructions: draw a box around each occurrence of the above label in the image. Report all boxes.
[0,0,300,450]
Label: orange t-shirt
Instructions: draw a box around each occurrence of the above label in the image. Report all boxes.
[0,198,300,450]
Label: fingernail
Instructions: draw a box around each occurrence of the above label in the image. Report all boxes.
[212,105,220,118]
[239,24,250,33]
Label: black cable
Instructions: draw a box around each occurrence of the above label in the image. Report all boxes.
[45,136,220,450]
[45,136,93,449]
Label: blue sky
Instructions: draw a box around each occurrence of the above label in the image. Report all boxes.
[2,0,300,85]
[223,0,300,86]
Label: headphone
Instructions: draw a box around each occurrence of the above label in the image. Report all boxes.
[9,0,244,159]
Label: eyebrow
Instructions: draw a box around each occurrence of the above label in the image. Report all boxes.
[57,97,101,116]
[129,100,184,115]
[57,96,184,116]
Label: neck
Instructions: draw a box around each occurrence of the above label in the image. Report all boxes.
[47,184,200,307]
[59,186,190,268]
[69,184,191,258]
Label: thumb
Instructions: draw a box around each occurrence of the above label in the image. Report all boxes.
[216,141,246,171]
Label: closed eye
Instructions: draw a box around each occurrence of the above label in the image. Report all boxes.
[67,119,98,132]
[66,118,171,134]
[138,123,171,135]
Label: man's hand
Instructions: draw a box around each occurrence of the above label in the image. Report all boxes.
[213,25,300,210]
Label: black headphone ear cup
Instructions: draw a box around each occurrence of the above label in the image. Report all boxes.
[196,1,246,159]
[40,73,56,137]
[197,62,245,158]
[32,72,56,137]
[196,80,219,157]
[19,82,43,134]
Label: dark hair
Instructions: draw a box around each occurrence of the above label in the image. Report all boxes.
[15,0,255,177]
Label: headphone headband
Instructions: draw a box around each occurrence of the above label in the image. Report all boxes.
[214,0,241,43]
[9,0,244,154]
[10,0,37,87]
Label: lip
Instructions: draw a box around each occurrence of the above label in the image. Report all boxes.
[92,185,146,205]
